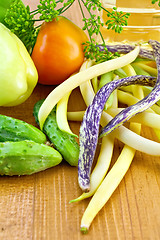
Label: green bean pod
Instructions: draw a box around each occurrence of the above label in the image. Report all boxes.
[0,140,62,176]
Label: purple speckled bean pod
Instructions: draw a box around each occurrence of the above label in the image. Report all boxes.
[98,44,154,60]
[99,40,160,138]
[78,75,156,192]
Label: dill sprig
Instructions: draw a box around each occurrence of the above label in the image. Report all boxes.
[83,40,120,63]
[3,0,130,61]
[37,0,58,22]
[4,0,76,52]
[4,0,36,52]
[152,0,160,6]
[104,7,130,33]
[78,0,128,62]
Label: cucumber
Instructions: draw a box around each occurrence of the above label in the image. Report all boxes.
[0,114,47,143]
[0,140,62,175]
[33,100,79,166]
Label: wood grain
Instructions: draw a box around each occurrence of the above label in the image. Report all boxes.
[0,1,160,239]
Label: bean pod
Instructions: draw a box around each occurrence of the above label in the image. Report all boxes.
[98,43,154,60]
[100,40,160,137]
[78,74,156,192]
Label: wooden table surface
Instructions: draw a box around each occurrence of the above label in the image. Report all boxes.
[0,1,160,239]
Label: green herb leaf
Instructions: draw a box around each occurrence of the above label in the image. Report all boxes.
[4,0,36,52]
[3,0,130,62]
[37,0,59,21]
[151,0,160,6]
[104,7,130,33]
[83,40,120,63]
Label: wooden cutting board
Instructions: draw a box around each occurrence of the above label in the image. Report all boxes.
[0,1,160,239]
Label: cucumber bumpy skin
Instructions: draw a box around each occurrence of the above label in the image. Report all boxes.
[0,114,47,143]
[0,140,62,176]
[33,100,79,166]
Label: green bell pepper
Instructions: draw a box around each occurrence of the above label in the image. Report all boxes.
[0,23,38,106]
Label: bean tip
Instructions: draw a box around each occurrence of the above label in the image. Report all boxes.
[80,226,89,234]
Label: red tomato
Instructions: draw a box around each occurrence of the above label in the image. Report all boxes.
[31,16,88,85]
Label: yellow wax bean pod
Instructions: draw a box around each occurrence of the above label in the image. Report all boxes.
[78,64,160,155]
[67,111,84,121]
[56,90,77,137]
[67,106,160,131]
[38,46,140,129]
[80,62,142,234]
[133,62,157,76]
[77,74,160,155]
[70,134,114,203]
[80,133,138,234]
